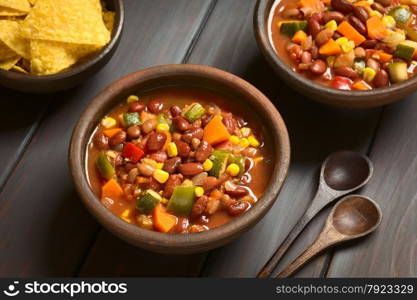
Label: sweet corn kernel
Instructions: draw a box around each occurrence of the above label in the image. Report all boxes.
[195,187,205,197]
[226,163,240,177]
[156,163,164,169]
[105,150,117,159]
[363,67,376,83]
[152,169,169,183]
[369,10,382,18]
[335,37,348,46]
[367,0,374,4]
[156,123,170,132]
[239,138,249,148]
[240,127,251,137]
[325,20,337,31]
[127,95,139,103]
[248,136,260,147]
[166,142,178,157]
[254,157,264,164]
[229,135,240,145]
[160,198,169,204]
[341,40,355,53]
[121,209,132,223]
[203,159,213,171]
[101,117,116,129]
[326,56,335,67]
[382,15,396,29]
[142,158,158,168]
[182,179,193,186]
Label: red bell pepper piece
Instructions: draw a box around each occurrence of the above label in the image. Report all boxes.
[122,143,145,163]
[331,76,353,90]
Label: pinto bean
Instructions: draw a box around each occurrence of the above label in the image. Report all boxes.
[373,70,389,88]
[348,16,366,36]
[149,151,167,162]
[127,125,141,139]
[178,163,204,176]
[127,168,139,183]
[191,138,201,150]
[163,174,183,198]
[109,130,126,146]
[195,140,213,162]
[170,105,182,117]
[309,59,327,75]
[129,101,145,112]
[138,163,155,177]
[202,176,219,191]
[301,51,312,64]
[182,128,204,143]
[331,0,353,14]
[189,225,207,233]
[315,28,334,46]
[354,47,366,58]
[353,5,369,24]
[94,132,108,150]
[205,198,220,215]
[147,99,163,114]
[227,201,249,216]
[147,132,167,151]
[173,116,191,132]
[163,157,182,173]
[174,140,190,158]
[334,67,360,80]
[281,7,300,19]
[322,11,345,23]
[141,119,157,134]
[367,58,380,71]
[191,195,208,219]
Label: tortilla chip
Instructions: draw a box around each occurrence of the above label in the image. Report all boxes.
[0,6,27,16]
[0,0,30,13]
[102,11,115,33]
[0,55,20,70]
[28,0,35,6]
[0,39,16,59]
[30,39,98,75]
[11,64,28,73]
[0,20,29,59]
[21,0,110,46]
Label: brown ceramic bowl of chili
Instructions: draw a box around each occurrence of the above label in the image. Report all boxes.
[255,0,417,108]
[69,64,290,254]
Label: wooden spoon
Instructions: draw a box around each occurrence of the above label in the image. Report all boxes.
[257,151,373,278]
[277,195,382,277]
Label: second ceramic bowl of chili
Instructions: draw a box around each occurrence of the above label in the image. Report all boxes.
[69,64,290,254]
[254,0,417,108]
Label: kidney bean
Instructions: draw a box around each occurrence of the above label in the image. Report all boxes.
[141,119,157,134]
[109,130,126,146]
[281,7,300,19]
[222,116,238,134]
[161,158,180,174]
[361,39,378,49]
[225,187,249,198]
[227,201,249,216]
[202,176,219,191]
[149,151,167,162]
[174,140,191,158]
[173,116,191,132]
[171,217,189,234]
[125,162,136,171]
[322,11,345,23]
[375,0,390,7]
[353,6,369,24]
[371,2,385,14]
[348,16,366,36]
[94,132,108,150]
[170,105,182,117]
[331,0,353,14]
[138,163,155,177]
[163,174,183,198]
[411,6,417,15]
[308,19,321,38]
[178,163,203,176]
[310,12,323,23]
[301,51,312,64]
[201,114,213,127]
[147,177,162,191]
[182,127,204,143]
[147,99,163,114]
[191,195,208,219]
[192,119,202,129]
[315,28,334,46]
[194,140,213,162]
[127,168,139,183]
[334,67,360,80]
[147,132,167,151]
[373,70,389,88]
[127,125,141,139]
[309,59,327,75]
[129,101,145,113]
[367,58,380,71]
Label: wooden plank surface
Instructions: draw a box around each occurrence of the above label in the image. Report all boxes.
[186,0,383,277]
[326,95,417,277]
[0,0,213,277]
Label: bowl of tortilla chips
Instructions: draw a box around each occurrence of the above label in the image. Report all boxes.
[0,0,124,93]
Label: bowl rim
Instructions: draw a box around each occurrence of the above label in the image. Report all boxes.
[0,0,124,80]
[254,0,417,107]
[69,64,291,252]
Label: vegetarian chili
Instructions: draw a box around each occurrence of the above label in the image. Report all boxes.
[86,87,271,234]
[270,0,417,90]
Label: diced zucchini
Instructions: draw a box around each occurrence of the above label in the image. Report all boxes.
[353,58,366,75]
[157,114,172,130]
[388,62,409,83]
[394,42,416,61]
[184,103,206,123]
[228,154,245,177]
[208,150,231,178]
[279,21,307,37]
[123,112,141,127]
[96,153,115,180]
[167,186,196,216]
[137,190,161,214]
[389,6,412,25]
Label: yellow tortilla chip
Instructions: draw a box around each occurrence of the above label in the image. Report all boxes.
[28,0,35,6]
[0,39,16,59]
[30,39,98,75]
[102,11,115,33]
[0,55,20,70]
[0,20,29,59]
[11,64,28,73]
[0,0,30,13]
[21,0,110,46]
[0,6,28,16]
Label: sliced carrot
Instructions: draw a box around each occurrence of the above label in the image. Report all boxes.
[140,111,156,122]
[319,39,342,56]
[366,17,388,40]
[103,128,122,138]
[352,80,371,90]
[203,115,231,145]
[353,0,371,10]
[162,130,172,149]
[337,21,366,46]
[101,179,124,201]
[379,52,393,63]
[292,30,307,44]
[298,0,324,13]
[153,204,177,233]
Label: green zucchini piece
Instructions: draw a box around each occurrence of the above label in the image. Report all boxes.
[353,58,366,75]
[184,103,206,123]
[388,62,408,83]
[209,150,231,178]
[228,154,245,177]
[394,43,415,61]
[123,112,141,127]
[389,6,412,25]
[96,153,115,180]
[136,190,161,214]
[279,21,307,37]
[167,186,196,216]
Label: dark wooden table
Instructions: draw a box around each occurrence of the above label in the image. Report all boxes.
[1,0,416,278]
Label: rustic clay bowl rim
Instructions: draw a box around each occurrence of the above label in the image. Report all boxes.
[254,0,417,108]
[69,64,291,253]
[0,0,124,82]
